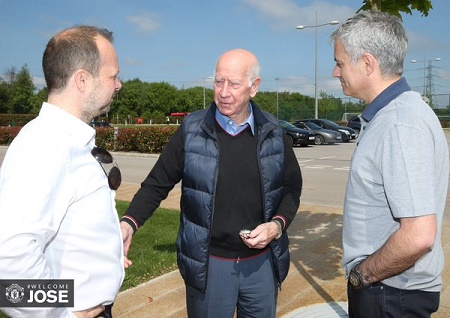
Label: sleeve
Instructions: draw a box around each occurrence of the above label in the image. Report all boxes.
[121,126,185,231]
[382,124,437,218]
[272,134,302,230]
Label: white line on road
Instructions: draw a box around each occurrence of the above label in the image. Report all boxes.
[319,156,336,160]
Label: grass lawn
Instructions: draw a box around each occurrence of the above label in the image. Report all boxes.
[116,200,179,291]
[0,200,179,317]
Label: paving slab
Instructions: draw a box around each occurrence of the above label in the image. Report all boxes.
[114,184,450,317]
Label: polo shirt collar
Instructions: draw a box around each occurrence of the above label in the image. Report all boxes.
[361,77,411,122]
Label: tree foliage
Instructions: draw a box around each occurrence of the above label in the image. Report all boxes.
[358,0,433,19]
[0,65,40,114]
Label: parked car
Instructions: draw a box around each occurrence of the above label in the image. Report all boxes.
[347,115,361,137]
[278,120,315,147]
[90,121,111,128]
[293,121,342,145]
[295,119,356,142]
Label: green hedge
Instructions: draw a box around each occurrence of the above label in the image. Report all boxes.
[0,127,22,144]
[0,114,37,127]
[0,126,179,154]
[97,126,178,153]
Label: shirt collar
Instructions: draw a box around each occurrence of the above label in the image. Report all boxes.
[361,77,411,122]
[215,103,255,135]
[41,102,96,147]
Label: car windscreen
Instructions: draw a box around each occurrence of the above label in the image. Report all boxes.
[322,119,340,128]
[305,122,322,130]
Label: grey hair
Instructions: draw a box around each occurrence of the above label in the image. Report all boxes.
[330,11,407,78]
[247,62,261,87]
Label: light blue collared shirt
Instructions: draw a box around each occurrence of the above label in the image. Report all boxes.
[215,104,255,136]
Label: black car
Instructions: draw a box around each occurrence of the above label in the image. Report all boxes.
[347,115,361,137]
[278,120,315,147]
[295,119,356,142]
[293,121,342,145]
[90,121,111,128]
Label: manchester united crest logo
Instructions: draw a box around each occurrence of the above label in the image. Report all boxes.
[5,284,24,304]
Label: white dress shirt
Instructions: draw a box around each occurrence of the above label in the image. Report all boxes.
[0,103,124,317]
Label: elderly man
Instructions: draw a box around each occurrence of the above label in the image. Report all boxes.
[121,49,302,318]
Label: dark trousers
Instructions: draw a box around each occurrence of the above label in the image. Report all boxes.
[347,281,440,318]
[186,250,277,318]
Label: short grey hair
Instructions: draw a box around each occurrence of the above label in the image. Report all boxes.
[330,11,407,78]
[247,62,261,87]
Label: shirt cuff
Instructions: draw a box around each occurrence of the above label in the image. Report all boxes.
[121,215,139,233]
[271,216,286,230]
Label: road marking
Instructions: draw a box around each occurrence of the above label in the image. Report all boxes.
[298,164,350,171]
[301,165,332,169]
[298,159,314,163]
[319,156,336,160]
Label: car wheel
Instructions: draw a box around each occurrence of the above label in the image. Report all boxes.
[315,135,325,145]
[287,135,294,146]
[341,133,350,143]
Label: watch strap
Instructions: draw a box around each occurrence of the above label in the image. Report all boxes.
[271,219,282,240]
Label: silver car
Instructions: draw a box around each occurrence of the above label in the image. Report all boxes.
[292,121,342,145]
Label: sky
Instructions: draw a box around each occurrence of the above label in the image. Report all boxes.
[1,0,449,105]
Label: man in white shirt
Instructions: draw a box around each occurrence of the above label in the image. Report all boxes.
[0,25,127,317]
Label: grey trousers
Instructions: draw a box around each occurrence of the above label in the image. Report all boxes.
[185,250,277,318]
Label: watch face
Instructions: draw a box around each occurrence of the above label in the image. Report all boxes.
[349,272,360,287]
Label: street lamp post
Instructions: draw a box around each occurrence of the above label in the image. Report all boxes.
[296,12,339,119]
[275,77,279,119]
[203,84,206,109]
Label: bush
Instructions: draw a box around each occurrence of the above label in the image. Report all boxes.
[441,121,450,128]
[0,125,179,154]
[0,126,22,144]
[94,126,179,153]
[0,114,36,127]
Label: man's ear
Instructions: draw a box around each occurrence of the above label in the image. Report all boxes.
[74,69,91,93]
[250,77,261,98]
[362,53,377,77]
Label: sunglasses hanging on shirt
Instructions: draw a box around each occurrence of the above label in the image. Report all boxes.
[91,146,122,190]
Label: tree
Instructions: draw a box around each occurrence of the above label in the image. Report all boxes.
[147,82,179,115]
[35,87,48,111]
[177,87,205,113]
[4,65,37,114]
[0,82,8,113]
[2,66,17,85]
[358,0,433,18]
